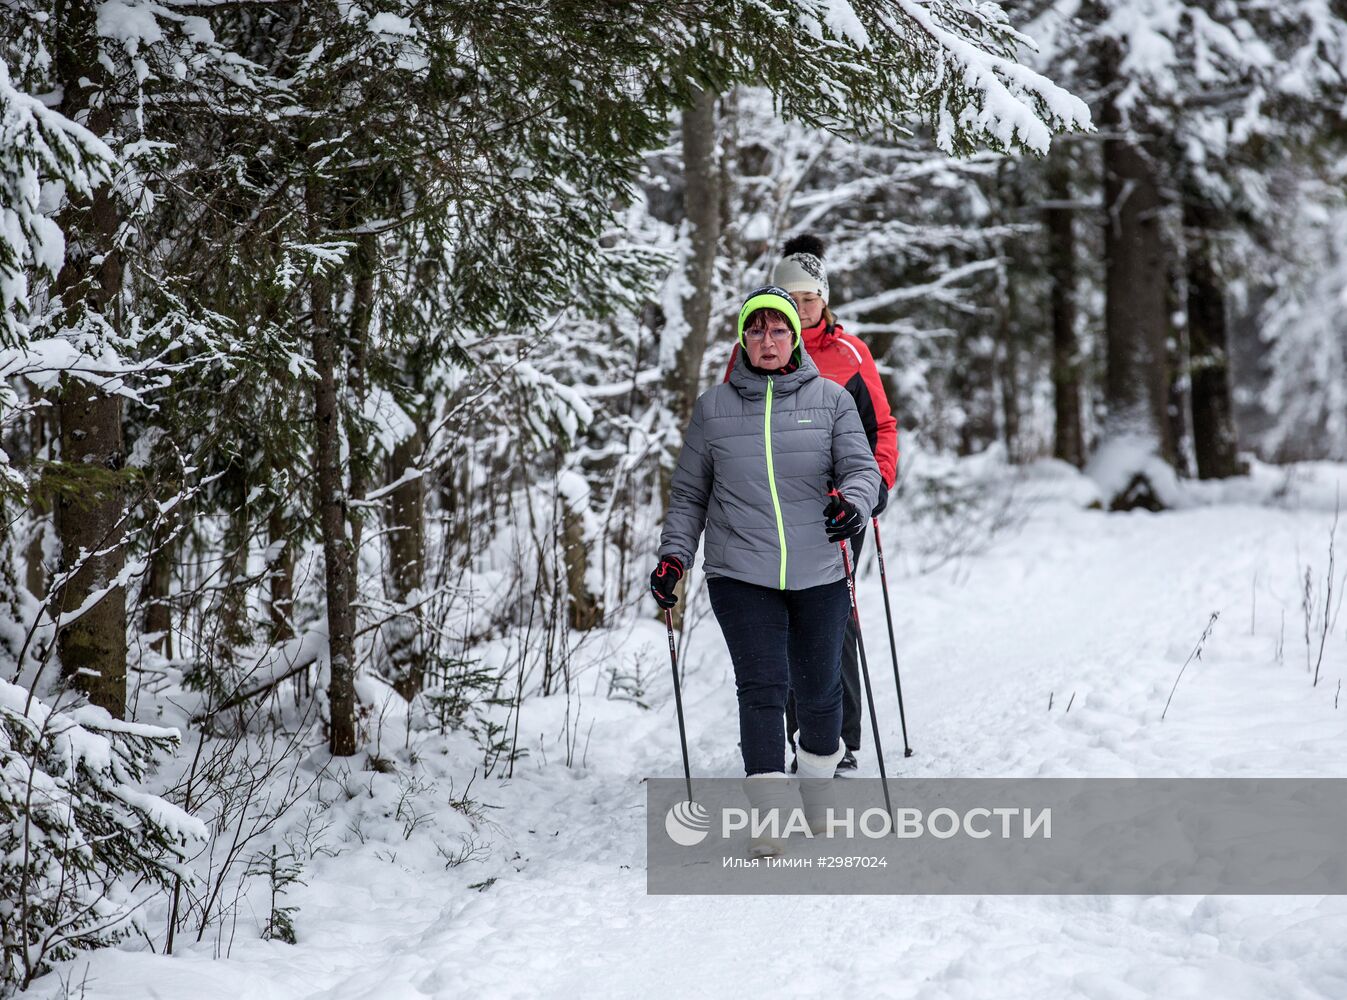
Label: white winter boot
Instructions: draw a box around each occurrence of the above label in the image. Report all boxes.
[793,733,845,836]
[741,773,801,859]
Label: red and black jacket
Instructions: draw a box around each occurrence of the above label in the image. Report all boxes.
[724,317,898,488]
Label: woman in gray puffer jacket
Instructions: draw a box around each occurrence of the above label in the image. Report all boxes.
[649,286,881,853]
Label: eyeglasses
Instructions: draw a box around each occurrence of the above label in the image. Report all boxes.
[745,327,793,342]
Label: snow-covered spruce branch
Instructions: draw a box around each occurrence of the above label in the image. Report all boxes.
[0,679,205,992]
[865,0,1094,154]
[0,61,116,348]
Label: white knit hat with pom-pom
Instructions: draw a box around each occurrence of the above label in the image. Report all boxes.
[772,234,829,303]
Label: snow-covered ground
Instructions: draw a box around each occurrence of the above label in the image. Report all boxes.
[29,461,1347,1000]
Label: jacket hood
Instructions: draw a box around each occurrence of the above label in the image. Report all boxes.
[728,341,820,401]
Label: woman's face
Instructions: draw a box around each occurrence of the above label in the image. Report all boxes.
[790,291,824,327]
[744,312,795,370]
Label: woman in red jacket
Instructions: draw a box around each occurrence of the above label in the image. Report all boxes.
[769,234,900,774]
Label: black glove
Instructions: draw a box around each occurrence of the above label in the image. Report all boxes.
[871,485,890,518]
[823,494,865,542]
[649,554,684,609]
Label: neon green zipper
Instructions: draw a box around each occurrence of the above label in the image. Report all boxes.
[764,379,788,590]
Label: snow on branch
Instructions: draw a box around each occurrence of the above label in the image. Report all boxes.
[846,258,1002,316]
[0,61,117,349]
[879,0,1095,155]
[0,337,163,400]
[0,679,205,989]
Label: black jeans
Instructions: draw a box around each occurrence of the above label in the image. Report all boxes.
[786,529,864,751]
[708,575,851,776]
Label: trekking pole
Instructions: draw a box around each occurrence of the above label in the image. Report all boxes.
[664,609,694,803]
[838,539,894,824]
[872,519,913,758]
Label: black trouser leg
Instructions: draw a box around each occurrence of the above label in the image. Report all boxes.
[839,615,862,751]
[709,576,848,775]
[789,621,860,748]
[787,530,866,752]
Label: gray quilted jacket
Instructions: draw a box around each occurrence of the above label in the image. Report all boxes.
[659,348,881,591]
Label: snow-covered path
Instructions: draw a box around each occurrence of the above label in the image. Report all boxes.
[35,477,1347,999]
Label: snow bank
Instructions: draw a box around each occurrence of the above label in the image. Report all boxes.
[1085,433,1185,508]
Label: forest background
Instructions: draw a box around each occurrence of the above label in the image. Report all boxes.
[1,0,1345,993]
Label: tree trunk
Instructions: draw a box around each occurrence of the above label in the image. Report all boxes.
[1185,191,1243,479]
[660,88,721,628]
[997,282,1022,462]
[54,380,127,715]
[1166,250,1192,478]
[345,233,376,613]
[952,331,997,457]
[0,504,24,665]
[141,501,176,658]
[561,482,602,632]
[52,0,127,716]
[1044,148,1084,468]
[24,499,49,602]
[668,87,720,434]
[385,427,426,700]
[215,462,251,661]
[1098,77,1174,508]
[994,162,1022,461]
[267,504,294,643]
[24,388,54,601]
[308,174,357,756]
[1103,127,1170,451]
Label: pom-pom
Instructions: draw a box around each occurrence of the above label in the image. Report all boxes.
[782,234,825,259]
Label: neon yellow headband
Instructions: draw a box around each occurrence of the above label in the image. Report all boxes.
[737,286,802,349]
